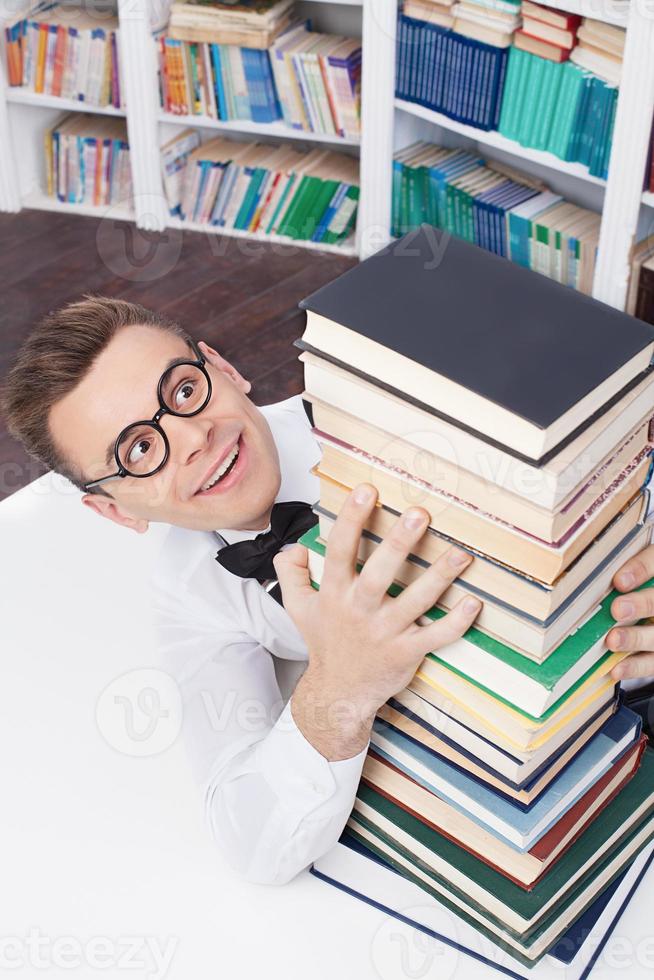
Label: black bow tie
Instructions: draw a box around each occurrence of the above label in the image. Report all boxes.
[215,501,317,584]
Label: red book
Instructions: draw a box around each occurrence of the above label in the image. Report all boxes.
[520,0,582,30]
[51,25,67,98]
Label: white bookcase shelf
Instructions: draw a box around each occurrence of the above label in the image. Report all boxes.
[0,0,653,297]
[22,189,134,221]
[5,88,126,116]
[159,110,360,146]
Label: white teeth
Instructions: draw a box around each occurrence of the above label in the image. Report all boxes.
[200,445,239,491]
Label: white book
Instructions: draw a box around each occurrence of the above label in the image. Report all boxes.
[311,838,654,978]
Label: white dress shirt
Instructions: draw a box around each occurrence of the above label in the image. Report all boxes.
[149,395,368,885]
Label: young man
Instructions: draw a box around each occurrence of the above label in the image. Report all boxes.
[3,296,654,884]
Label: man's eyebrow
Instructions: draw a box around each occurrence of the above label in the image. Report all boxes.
[102,351,194,468]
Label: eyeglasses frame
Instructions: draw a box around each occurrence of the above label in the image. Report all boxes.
[83,339,212,493]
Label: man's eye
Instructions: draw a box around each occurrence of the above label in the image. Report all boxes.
[128,439,152,465]
[175,380,196,407]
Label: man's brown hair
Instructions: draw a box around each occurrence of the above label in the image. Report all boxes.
[0,295,194,496]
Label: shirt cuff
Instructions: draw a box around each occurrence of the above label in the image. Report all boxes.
[256,700,369,821]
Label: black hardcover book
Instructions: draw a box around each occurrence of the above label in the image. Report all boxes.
[296,227,654,465]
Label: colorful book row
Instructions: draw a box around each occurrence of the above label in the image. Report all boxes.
[157,20,361,139]
[5,8,122,109]
[162,131,359,245]
[498,46,617,179]
[392,140,600,293]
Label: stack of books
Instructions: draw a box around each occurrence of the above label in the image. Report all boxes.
[295,228,654,975]
[395,12,510,130]
[158,18,362,138]
[452,0,521,48]
[392,140,601,292]
[4,3,123,109]
[45,114,131,206]
[569,17,625,86]
[167,0,295,49]
[160,132,358,244]
[404,0,456,30]
[498,45,617,178]
[514,1,580,61]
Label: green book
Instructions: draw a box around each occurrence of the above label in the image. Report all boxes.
[518,55,545,146]
[233,167,265,230]
[302,178,340,239]
[507,49,531,143]
[322,185,359,244]
[299,525,654,720]
[549,62,583,158]
[264,172,296,234]
[535,60,562,151]
[497,46,521,139]
[276,174,316,238]
[350,748,654,963]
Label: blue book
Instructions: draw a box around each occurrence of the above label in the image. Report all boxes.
[386,687,617,793]
[370,706,641,851]
[210,44,227,120]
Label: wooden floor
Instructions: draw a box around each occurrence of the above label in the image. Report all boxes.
[0,209,356,501]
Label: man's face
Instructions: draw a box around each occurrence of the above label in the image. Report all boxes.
[49,324,282,533]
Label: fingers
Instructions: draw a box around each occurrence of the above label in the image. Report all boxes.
[606,622,654,656]
[612,650,654,682]
[611,588,654,624]
[613,545,654,592]
[321,483,378,594]
[273,544,315,619]
[391,545,474,628]
[355,505,432,607]
[406,592,483,659]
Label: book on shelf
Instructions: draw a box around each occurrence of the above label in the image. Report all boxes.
[294,228,654,976]
[4,3,124,109]
[160,133,359,244]
[45,113,131,206]
[157,20,362,139]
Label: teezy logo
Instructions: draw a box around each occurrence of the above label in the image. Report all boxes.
[96,668,183,757]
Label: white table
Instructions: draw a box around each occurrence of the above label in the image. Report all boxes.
[2,474,653,980]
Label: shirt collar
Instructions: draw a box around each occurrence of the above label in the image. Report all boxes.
[215,397,321,545]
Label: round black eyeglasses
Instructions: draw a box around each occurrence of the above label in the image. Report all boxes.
[83,340,212,493]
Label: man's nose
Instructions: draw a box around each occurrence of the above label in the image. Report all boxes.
[162,413,213,465]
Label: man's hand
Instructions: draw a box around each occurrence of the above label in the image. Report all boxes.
[274,483,482,761]
[608,542,654,682]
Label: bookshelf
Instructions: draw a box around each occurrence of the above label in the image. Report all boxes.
[0,0,653,305]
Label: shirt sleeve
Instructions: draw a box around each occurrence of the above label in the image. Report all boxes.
[152,576,368,885]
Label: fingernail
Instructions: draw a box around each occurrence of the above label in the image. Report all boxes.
[463,596,481,615]
[616,601,635,620]
[611,629,626,649]
[448,548,471,568]
[618,571,635,589]
[403,508,427,530]
[354,485,374,505]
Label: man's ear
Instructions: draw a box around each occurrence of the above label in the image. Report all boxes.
[81,493,149,533]
[198,340,252,394]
